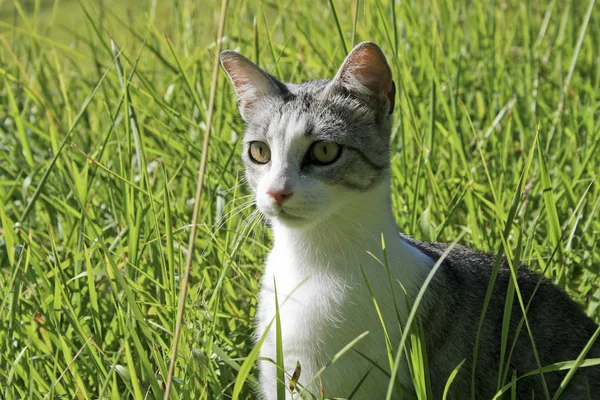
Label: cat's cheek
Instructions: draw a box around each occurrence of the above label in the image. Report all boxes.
[318,184,351,212]
[254,181,275,212]
[243,162,266,195]
[255,196,277,217]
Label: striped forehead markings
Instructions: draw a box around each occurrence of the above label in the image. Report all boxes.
[266,113,309,141]
[286,114,308,139]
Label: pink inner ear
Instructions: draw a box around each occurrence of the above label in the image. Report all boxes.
[221,59,253,98]
[221,53,281,114]
[340,45,393,96]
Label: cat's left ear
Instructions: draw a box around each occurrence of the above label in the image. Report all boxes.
[328,42,396,115]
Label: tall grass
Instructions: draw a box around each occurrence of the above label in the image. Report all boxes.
[0,0,599,398]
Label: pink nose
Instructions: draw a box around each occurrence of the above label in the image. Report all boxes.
[266,189,293,206]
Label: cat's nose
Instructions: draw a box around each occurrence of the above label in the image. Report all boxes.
[266,189,293,206]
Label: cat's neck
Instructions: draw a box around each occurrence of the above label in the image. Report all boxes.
[269,182,431,278]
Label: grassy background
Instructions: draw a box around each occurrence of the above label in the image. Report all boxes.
[1,0,599,398]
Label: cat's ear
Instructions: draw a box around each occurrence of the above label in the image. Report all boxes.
[220,51,285,120]
[328,42,395,115]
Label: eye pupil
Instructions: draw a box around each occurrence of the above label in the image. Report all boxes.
[308,141,341,166]
[249,141,271,164]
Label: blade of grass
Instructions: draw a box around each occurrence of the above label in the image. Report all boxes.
[443,359,466,400]
[273,279,286,399]
[385,232,465,400]
[328,0,348,54]
[552,325,600,399]
[163,0,230,397]
[18,51,117,224]
[546,0,596,151]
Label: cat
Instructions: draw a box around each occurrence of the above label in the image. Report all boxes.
[220,42,600,399]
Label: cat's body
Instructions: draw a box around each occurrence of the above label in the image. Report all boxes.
[257,182,431,398]
[220,42,600,399]
[413,239,600,399]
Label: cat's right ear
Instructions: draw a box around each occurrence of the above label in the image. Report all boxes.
[326,42,395,116]
[220,51,284,120]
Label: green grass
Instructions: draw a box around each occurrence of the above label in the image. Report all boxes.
[1,0,599,398]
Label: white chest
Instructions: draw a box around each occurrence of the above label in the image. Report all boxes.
[255,237,430,399]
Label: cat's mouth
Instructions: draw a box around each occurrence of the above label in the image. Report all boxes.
[270,208,307,225]
[258,203,308,225]
[278,209,304,221]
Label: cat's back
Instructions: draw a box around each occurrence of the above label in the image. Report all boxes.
[405,237,600,399]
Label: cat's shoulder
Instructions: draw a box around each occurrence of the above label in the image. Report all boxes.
[400,234,542,286]
[401,235,583,316]
[401,234,495,269]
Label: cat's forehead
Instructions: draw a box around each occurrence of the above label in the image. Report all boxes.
[265,110,311,141]
[244,84,328,137]
[275,79,331,122]
[243,77,376,145]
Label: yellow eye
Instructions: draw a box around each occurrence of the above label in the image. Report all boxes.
[309,141,341,165]
[249,141,271,164]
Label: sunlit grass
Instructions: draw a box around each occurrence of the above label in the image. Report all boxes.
[0,0,599,398]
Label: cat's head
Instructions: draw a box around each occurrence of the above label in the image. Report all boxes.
[221,42,395,229]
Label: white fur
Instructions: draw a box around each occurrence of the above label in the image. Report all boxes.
[253,116,433,399]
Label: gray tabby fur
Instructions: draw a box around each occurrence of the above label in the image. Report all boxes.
[220,42,600,399]
[409,238,600,398]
